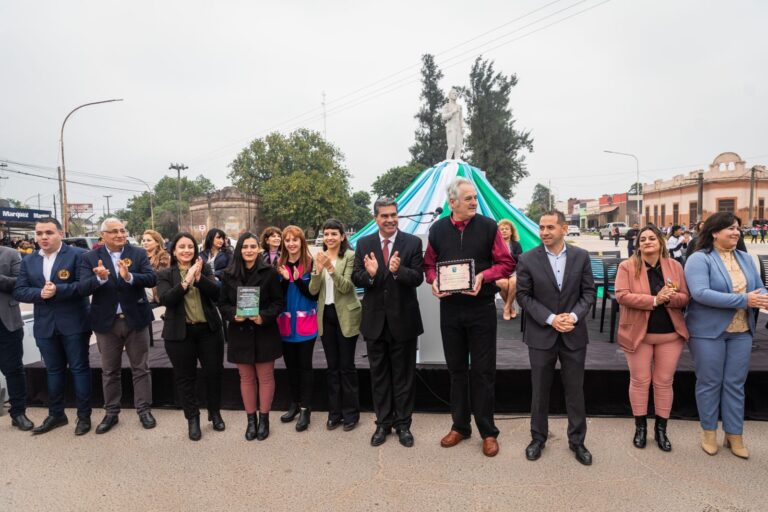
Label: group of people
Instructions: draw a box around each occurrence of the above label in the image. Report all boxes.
[0,177,762,464]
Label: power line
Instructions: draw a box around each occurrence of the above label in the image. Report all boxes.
[1,167,144,193]
[0,158,157,186]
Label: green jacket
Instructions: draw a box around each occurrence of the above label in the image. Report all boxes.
[309,249,361,338]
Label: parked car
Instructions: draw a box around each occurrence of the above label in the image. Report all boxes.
[598,222,630,240]
[567,225,581,236]
[62,236,100,249]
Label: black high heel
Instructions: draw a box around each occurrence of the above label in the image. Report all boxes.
[633,415,647,449]
[654,417,672,452]
[208,411,226,432]
[245,413,257,441]
[281,403,300,423]
[256,412,270,440]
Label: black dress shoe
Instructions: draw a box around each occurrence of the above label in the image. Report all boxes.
[11,414,34,431]
[326,417,343,430]
[188,416,202,441]
[75,417,91,436]
[209,412,226,432]
[295,408,310,432]
[32,414,68,435]
[280,403,300,423]
[396,428,414,448]
[526,439,545,461]
[570,443,593,466]
[342,420,358,432]
[95,415,119,434]
[370,426,391,446]
[139,411,157,429]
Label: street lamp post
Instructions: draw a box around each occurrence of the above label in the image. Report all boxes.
[604,150,641,224]
[59,99,123,234]
[125,176,155,230]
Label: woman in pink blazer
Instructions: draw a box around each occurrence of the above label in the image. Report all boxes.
[615,225,689,452]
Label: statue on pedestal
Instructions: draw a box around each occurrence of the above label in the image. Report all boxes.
[441,88,464,160]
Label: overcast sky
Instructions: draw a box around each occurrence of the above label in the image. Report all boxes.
[1,0,766,218]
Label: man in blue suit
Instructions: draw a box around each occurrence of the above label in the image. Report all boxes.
[14,217,92,435]
[79,217,157,434]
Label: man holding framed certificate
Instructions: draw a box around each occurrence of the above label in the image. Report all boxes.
[423,178,514,457]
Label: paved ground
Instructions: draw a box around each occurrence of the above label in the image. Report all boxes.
[0,410,765,511]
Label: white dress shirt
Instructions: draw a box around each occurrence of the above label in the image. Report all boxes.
[543,243,578,326]
[39,245,62,282]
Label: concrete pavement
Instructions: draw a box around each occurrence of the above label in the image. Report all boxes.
[1,410,766,511]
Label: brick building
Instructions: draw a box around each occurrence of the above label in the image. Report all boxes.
[186,187,258,242]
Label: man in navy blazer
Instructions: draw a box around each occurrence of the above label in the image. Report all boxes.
[14,217,92,435]
[352,197,424,448]
[79,217,157,434]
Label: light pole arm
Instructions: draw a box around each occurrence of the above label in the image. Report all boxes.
[604,150,641,224]
[124,175,155,231]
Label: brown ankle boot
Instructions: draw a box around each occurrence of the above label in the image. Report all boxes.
[723,433,749,459]
[701,429,718,455]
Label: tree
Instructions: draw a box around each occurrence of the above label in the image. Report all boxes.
[347,190,372,231]
[462,56,533,198]
[228,129,353,230]
[409,54,447,168]
[115,174,215,238]
[526,183,554,221]
[371,164,422,199]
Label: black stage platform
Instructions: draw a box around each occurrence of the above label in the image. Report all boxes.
[24,304,768,420]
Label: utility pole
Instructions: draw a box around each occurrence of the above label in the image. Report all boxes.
[697,172,704,223]
[322,91,327,139]
[169,163,188,232]
[548,179,552,210]
[103,195,112,215]
[748,166,757,225]
[53,194,57,219]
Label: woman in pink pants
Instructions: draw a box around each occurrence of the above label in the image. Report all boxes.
[615,225,689,452]
[219,232,284,441]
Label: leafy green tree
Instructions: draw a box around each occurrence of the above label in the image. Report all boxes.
[371,164,422,199]
[347,190,372,231]
[462,56,533,198]
[526,183,554,221]
[409,54,447,168]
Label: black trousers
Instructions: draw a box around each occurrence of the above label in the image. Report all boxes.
[366,320,417,429]
[321,305,359,424]
[528,336,587,445]
[282,339,316,407]
[440,299,499,439]
[164,324,224,419]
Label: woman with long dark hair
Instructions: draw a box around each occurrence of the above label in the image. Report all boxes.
[685,212,768,458]
[157,233,225,441]
[260,226,282,267]
[309,219,361,431]
[219,232,284,441]
[276,226,319,431]
[200,228,231,281]
[615,225,689,451]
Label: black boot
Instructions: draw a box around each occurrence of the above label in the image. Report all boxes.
[654,417,672,452]
[280,403,300,423]
[208,411,226,432]
[188,415,201,441]
[633,416,647,449]
[256,412,269,440]
[245,413,257,441]
[296,407,310,432]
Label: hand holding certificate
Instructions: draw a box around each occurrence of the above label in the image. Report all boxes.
[436,259,475,294]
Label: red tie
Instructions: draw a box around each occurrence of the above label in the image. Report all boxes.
[382,238,390,263]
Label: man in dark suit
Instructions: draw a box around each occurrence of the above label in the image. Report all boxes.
[14,217,92,435]
[0,245,34,431]
[79,217,157,434]
[516,210,596,465]
[352,197,424,447]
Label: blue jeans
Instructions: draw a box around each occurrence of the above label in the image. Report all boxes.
[36,332,92,418]
[0,320,26,417]
[689,332,752,434]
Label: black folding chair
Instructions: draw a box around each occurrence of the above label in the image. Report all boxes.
[600,258,621,343]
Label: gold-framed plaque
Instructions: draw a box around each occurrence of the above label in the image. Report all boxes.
[437,259,475,294]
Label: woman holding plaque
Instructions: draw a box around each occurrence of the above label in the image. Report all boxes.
[277,226,319,431]
[157,233,225,441]
[309,219,362,431]
[496,219,523,320]
[219,232,285,441]
[615,225,689,452]
[260,226,282,268]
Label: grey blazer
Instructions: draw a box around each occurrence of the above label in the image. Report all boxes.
[0,246,24,332]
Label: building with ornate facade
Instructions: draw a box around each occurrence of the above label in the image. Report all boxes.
[186,187,259,242]
[642,152,768,228]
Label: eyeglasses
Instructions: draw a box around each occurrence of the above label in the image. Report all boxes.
[103,229,127,235]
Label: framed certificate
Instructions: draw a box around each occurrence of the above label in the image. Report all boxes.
[436,259,475,294]
[236,286,260,317]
